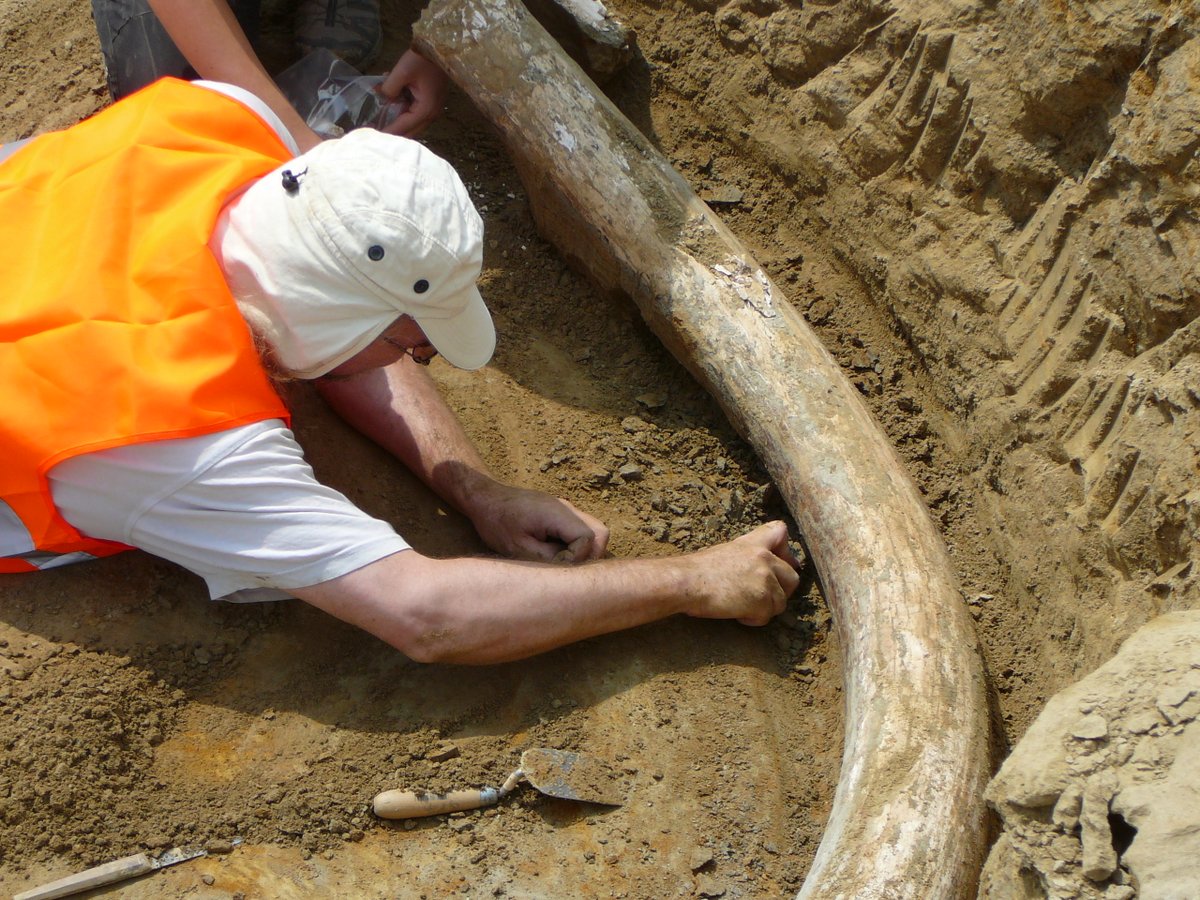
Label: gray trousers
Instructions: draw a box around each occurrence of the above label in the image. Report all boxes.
[90,0,264,100]
[0,139,31,163]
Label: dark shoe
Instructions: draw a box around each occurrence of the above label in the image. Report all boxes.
[294,0,382,70]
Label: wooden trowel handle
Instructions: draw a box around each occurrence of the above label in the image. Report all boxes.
[373,787,501,819]
[13,853,156,900]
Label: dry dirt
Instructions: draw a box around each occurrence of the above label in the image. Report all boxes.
[1,0,1196,898]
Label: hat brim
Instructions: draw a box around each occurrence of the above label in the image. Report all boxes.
[414,286,496,371]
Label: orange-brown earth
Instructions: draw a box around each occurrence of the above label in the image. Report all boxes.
[2,1,1195,897]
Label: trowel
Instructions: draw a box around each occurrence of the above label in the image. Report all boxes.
[373,747,624,819]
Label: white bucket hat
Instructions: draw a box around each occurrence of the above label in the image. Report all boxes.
[214,128,495,377]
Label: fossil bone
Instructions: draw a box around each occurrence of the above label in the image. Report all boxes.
[414,2,991,896]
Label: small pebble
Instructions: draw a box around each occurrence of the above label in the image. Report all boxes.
[428,743,461,762]
[1071,714,1108,741]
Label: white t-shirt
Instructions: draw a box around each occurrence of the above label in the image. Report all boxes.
[48,421,410,602]
[42,82,410,601]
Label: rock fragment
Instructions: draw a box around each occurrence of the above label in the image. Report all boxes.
[1079,773,1117,882]
[981,612,1200,899]
[1072,714,1109,741]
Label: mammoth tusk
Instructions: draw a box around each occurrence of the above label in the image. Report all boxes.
[414,1,991,896]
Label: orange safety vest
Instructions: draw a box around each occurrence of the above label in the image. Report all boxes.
[0,78,293,573]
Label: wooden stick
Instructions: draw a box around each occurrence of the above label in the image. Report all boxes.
[13,853,156,900]
[414,2,991,897]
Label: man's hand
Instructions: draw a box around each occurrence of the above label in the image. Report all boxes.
[469,481,610,563]
[379,49,449,137]
[684,521,800,626]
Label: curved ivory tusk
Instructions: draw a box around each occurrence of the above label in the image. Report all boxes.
[414,2,990,896]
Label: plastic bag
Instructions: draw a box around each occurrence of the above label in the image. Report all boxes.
[276,49,409,139]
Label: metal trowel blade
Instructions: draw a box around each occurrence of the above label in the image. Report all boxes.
[519,747,624,806]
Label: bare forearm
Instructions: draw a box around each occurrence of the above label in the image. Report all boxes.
[296,551,692,664]
[293,521,797,664]
[316,361,496,515]
[318,361,611,562]
[147,0,317,148]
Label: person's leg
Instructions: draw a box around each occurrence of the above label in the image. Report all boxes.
[90,0,263,100]
[231,0,263,49]
[293,0,382,71]
[91,0,189,99]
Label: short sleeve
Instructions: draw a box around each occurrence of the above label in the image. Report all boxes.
[48,420,410,600]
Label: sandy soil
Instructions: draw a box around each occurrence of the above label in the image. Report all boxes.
[2,0,1196,897]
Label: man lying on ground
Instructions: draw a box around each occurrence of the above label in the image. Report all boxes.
[0,78,799,664]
